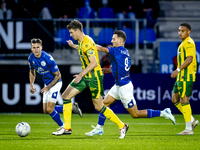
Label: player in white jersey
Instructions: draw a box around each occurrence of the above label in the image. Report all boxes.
[85,30,176,136]
[28,38,82,133]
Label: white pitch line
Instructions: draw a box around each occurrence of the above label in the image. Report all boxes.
[0,122,185,125]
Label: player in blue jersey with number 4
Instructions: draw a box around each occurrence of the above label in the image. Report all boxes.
[85,30,176,136]
[28,38,82,134]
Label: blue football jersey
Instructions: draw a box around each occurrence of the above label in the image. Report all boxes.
[28,51,61,86]
[108,46,131,86]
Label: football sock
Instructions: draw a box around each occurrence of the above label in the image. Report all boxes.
[174,100,194,122]
[182,102,192,130]
[174,100,183,113]
[54,105,63,113]
[100,105,124,129]
[50,109,63,127]
[63,99,72,129]
[147,109,161,118]
[98,113,106,126]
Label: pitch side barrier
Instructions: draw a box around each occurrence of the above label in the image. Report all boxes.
[0,66,199,114]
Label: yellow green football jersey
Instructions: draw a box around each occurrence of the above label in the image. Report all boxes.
[177,37,197,82]
[78,35,103,78]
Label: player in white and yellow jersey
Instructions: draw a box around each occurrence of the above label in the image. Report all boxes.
[52,20,128,139]
[171,23,199,135]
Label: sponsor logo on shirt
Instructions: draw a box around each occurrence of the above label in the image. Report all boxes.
[37,67,49,74]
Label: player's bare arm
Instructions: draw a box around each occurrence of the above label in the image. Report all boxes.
[29,69,36,94]
[96,44,109,53]
[41,71,61,93]
[67,40,78,50]
[74,55,97,84]
[171,56,193,78]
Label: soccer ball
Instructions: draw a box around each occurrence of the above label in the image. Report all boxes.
[15,122,31,137]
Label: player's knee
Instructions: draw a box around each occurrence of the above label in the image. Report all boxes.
[103,101,110,107]
[43,109,48,114]
[46,107,54,114]
[94,105,102,112]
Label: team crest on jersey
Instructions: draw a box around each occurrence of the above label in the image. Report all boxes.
[32,61,35,64]
[41,61,46,66]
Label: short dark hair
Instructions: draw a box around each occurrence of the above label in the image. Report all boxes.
[66,19,83,32]
[180,23,191,30]
[31,38,42,45]
[113,30,126,42]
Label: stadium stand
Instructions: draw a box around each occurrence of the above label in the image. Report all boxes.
[97,28,114,45]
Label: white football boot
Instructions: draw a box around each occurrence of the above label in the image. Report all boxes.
[161,108,176,125]
[52,128,72,136]
[192,119,199,131]
[177,129,194,135]
[119,124,129,139]
[72,102,83,118]
[85,125,104,136]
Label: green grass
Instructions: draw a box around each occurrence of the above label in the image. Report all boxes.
[0,113,200,150]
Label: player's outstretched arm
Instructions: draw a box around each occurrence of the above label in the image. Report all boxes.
[67,40,78,50]
[96,44,109,53]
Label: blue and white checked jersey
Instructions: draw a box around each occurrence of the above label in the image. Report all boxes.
[108,46,131,86]
[28,51,62,86]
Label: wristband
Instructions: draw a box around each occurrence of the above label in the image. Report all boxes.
[176,68,181,72]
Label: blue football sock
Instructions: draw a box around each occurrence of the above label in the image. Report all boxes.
[50,110,63,127]
[54,105,63,113]
[98,113,106,126]
[147,109,161,118]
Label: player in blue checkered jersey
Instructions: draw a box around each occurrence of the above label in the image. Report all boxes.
[28,38,82,133]
[85,30,176,137]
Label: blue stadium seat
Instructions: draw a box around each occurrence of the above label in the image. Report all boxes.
[78,6,95,18]
[56,28,74,45]
[98,28,114,45]
[83,28,95,40]
[122,28,136,45]
[99,7,115,18]
[139,28,156,44]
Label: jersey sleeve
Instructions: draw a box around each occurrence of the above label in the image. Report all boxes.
[184,41,195,57]
[48,55,59,73]
[28,56,34,70]
[84,41,95,58]
[107,47,115,56]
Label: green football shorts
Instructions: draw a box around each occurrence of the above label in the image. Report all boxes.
[70,71,104,99]
[173,81,193,98]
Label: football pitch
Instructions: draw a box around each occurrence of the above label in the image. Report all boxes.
[0,113,199,150]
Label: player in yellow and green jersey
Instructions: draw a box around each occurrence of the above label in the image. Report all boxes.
[171,23,199,135]
[52,19,128,139]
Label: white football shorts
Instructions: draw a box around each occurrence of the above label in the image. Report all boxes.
[108,81,136,108]
[43,81,62,103]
